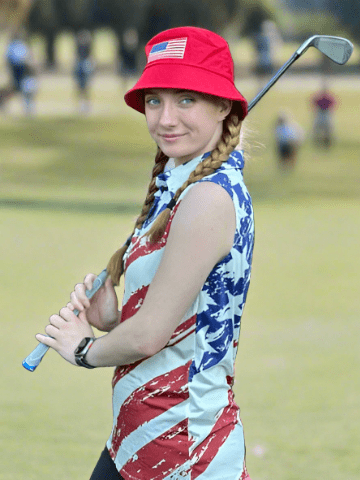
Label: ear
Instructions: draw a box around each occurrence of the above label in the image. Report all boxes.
[218,99,232,120]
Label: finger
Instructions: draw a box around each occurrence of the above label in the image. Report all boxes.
[74,283,91,308]
[35,333,56,348]
[45,324,60,337]
[83,273,96,291]
[59,306,78,322]
[70,291,86,311]
[49,314,67,329]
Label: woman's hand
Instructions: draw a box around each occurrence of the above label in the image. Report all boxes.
[67,274,120,332]
[35,274,120,365]
[36,307,95,365]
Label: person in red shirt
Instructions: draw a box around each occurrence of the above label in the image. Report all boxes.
[311,85,337,147]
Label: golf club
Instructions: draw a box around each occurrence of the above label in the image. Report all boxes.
[22,35,353,373]
[248,35,353,112]
[22,268,108,371]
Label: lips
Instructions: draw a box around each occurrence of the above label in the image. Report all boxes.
[161,133,185,139]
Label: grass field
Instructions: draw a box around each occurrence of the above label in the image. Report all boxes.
[1,73,360,479]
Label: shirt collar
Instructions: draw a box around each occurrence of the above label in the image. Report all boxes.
[155,149,244,193]
[155,152,209,192]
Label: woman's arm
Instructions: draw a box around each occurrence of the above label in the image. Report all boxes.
[87,181,236,366]
[37,181,236,367]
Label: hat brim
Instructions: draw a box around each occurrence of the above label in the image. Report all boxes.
[124,62,248,120]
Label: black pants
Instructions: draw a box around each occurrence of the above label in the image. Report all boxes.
[90,447,125,480]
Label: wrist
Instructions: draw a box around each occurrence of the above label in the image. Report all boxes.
[74,337,96,369]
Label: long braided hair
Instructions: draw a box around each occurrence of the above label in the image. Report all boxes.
[107,108,243,286]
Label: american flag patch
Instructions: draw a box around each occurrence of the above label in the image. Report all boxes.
[148,37,187,62]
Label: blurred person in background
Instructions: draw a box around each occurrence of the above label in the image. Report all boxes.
[19,61,37,115]
[74,29,94,114]
[1,28,38,114]
[118,28,139,93]
[37,26,254,480]
[261,20,282,70]
[275,109,304,171]
[254,20,273,77]
[311,83,337,148]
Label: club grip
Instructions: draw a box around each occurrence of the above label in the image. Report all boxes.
[22,269,108,372]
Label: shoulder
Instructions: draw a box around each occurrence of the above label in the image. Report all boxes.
[176,181,235,222]
[170,181,235,238]
[196,154,251,209]
[165,181,236,266]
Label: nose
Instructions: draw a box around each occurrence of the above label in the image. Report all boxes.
[159,99,178,128]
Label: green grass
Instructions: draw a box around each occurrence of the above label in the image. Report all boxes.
[1,79,360,479]
[0,115,155,204]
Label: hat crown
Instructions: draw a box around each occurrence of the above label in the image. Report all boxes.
[124,26,247,120]
[145,27,234,84]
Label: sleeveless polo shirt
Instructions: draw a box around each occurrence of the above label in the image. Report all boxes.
[107,150,254,480]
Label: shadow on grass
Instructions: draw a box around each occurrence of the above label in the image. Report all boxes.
[0,116,154,190]
[0,197,141,215]
[1,115,360,212]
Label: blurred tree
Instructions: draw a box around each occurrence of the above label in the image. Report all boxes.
[239,0,276,37]
[0,0,34,35]
[27,0,63,68]
[138,0,212,44]
[25,0,288,69]
[28,0,96,68]
[326,0,360,44]
[93,0,140,34]
[275,0,355,42]
[65,0,95,31]
[202,0,237,32]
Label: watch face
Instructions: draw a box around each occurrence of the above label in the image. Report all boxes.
[76,338,87,353]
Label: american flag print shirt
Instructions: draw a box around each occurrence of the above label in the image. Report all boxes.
[106,150,254,480]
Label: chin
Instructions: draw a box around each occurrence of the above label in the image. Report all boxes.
[161,146,191,160]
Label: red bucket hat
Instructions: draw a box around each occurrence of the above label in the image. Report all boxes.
[124,26,248,120]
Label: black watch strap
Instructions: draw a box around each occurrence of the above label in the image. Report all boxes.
[74,337,96,369]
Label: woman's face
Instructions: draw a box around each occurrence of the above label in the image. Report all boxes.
[144,89,231,166]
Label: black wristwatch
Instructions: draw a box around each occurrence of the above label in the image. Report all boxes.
[74,337,96,369]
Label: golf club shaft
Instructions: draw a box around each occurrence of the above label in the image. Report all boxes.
[248,52,300,112]
[22,268,108,372]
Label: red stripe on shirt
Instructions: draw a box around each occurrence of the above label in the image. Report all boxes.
[124,203,181,270]
[166,326,196,349]
[112,322,195,394]
[120,284,149,323]
[120,418,190,480]
[191,390,239,479]
[109,361,191,459]
[113,294,195,390]
[169,314,196,342]
[125,233,167,271]
[112,357,147,389]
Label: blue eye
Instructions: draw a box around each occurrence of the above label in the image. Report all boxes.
[180,97,194,105]
[146,97,160,106]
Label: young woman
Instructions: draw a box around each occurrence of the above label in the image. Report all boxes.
[37,27,254,480]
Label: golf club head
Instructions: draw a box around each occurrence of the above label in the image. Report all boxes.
[297,35,354,65]
[248,34,353,113]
